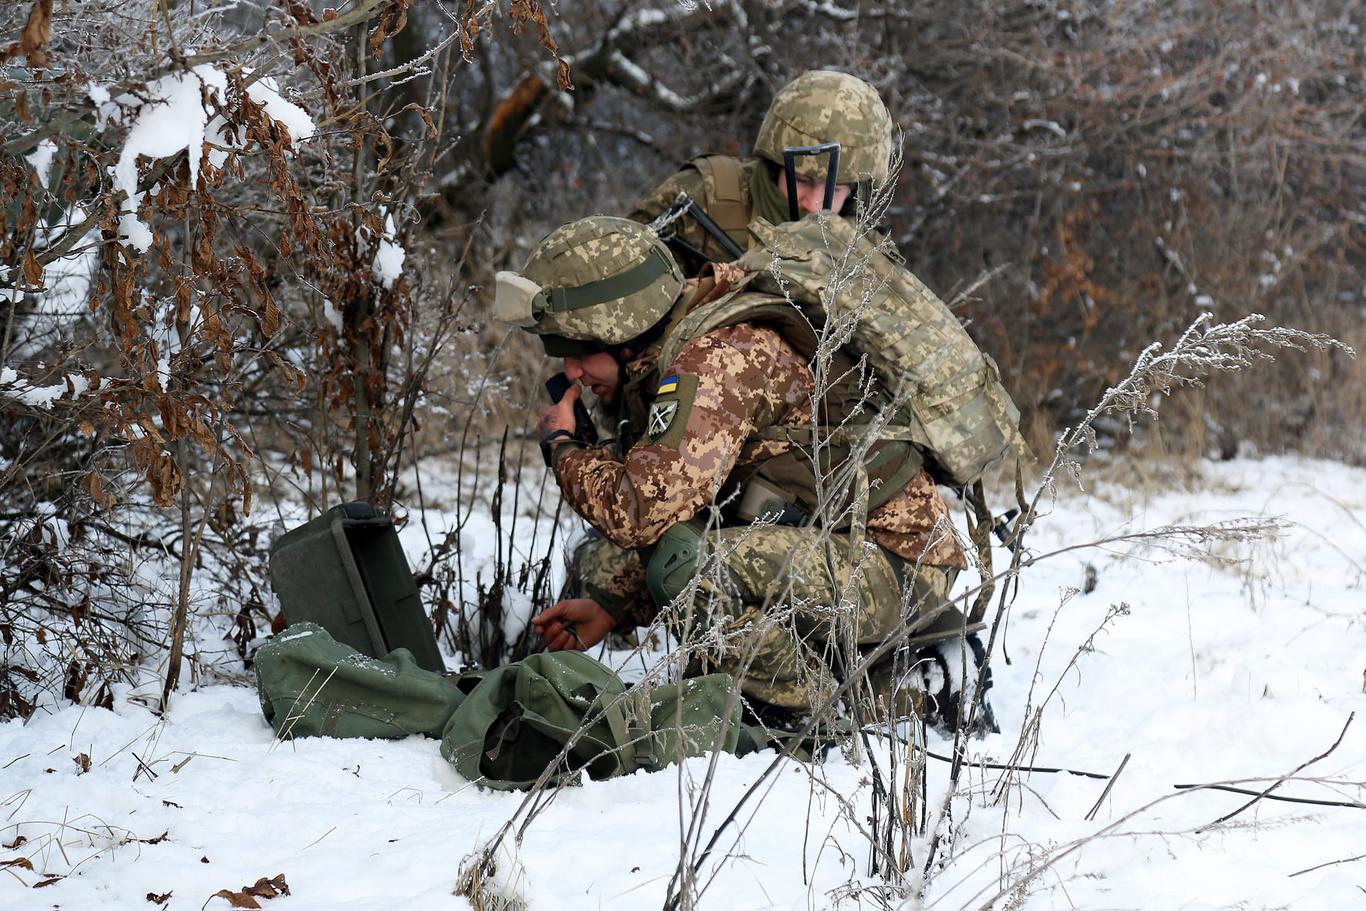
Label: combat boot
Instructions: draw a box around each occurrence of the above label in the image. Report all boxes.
[916,633,999,737]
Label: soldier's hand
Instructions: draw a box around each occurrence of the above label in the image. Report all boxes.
[537,384,581,445]
[532,598,614,651]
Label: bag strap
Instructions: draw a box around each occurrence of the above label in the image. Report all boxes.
[691,155,752,240]
[593,687,656,774]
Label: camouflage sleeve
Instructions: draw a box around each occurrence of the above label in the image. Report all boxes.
[554,325,809,550]
[569,537,658,627]
[625,166,707,226]
[867,471,969,570]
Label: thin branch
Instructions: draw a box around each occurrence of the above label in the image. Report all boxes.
[1195,712,1357,832]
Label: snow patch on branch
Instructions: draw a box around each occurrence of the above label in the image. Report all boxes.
[372,212,406,290]
[112,65,228,251]
[107,65,317,254]
[0,366,101,409]
[25,138,58,188]
[242,72,317,144]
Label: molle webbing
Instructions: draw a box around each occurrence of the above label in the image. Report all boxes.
[738,215,1032,485]
[544,247,672,313]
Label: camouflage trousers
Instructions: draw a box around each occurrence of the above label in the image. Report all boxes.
[572,527,960,714]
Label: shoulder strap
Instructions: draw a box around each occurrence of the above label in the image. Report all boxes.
[690,155,753,239]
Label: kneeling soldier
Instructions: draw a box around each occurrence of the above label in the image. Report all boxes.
[499,215,994,733]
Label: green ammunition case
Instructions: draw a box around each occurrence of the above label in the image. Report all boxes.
[268,502,444,673]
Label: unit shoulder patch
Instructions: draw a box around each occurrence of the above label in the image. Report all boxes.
[645,373,698,448]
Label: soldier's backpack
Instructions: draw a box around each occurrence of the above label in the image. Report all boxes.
[658,214,1030,489]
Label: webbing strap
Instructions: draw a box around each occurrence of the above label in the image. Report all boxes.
[695,156,751,238]
[543,247,671,313]
[600,690,655,773]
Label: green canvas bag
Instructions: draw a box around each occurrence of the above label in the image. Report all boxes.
[255,622,467,740]
[440,650,744,791]
[256,624,748,790]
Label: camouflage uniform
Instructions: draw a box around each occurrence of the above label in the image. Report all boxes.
[552,318,965,713]
[628,70,894,275]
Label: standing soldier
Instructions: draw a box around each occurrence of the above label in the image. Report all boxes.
[498,215,1003,734]
[629,69,894,275]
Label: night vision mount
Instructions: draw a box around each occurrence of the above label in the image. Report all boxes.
[781,141,842,222]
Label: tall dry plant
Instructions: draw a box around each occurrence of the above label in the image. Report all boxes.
[0,0,570,716]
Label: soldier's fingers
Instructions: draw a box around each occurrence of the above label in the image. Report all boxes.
[533,603,566,625]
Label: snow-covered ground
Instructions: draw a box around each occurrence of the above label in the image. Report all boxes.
[2,455,1363,910]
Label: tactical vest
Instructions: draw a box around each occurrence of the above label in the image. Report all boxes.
[644,289,920,529]
[644,215,1030,526]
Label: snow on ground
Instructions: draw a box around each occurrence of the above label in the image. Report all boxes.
[2,455,1363,910]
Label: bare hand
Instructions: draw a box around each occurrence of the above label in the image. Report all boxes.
[537,383,582,444]
[531,597,615,651]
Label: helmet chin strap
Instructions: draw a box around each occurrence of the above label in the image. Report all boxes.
[781,141,842,221]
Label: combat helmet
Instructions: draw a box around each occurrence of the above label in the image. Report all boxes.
[754,70,893,220]
[495,216,685,356]
[755,70,893,183]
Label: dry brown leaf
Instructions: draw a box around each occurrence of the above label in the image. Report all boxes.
[9,0,53,68]
[21,248,42,286]
[211,890,261,910]
[146,892,172,906]
[83,472,117,510]
[402,103,438,139]
[72,753,91,774]
[212,873,290,908]
[243,874,290,899]
[368,0,410,59]
[146,450,184,507]
[458,0,479,59]
[0,857,34,870]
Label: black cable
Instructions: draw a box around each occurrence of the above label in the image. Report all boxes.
[861,729,1366,811]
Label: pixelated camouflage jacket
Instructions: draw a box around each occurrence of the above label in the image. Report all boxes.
[552,316,968,624]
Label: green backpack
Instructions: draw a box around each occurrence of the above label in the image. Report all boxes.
[659,214,1031,487]
[255,623,746,791]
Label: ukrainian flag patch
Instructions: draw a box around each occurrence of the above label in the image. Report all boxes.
[645,372,697,449]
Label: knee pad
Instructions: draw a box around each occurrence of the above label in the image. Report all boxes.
[645,522,703,608]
